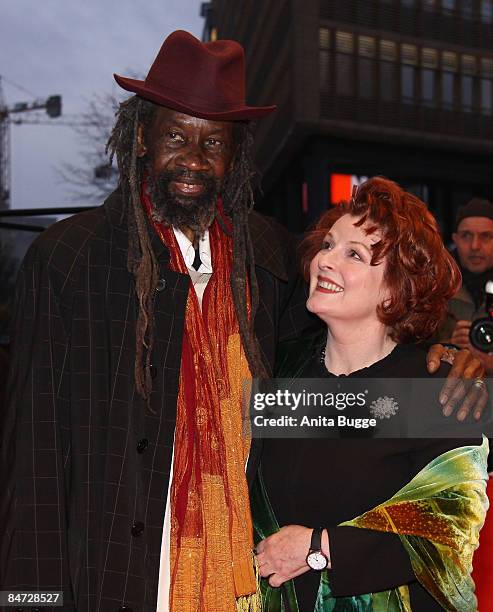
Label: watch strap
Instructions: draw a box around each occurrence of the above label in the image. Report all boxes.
[310,527,323,552]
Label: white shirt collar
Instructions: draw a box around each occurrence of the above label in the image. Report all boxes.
[172,227,213,273]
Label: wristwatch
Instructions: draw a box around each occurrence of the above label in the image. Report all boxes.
[306,527,329,570]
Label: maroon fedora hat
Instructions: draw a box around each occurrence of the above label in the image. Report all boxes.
[114,30,276,121]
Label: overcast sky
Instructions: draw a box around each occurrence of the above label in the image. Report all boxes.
[2,1,204,210]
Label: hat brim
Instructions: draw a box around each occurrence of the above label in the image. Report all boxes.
[114,74,276,120]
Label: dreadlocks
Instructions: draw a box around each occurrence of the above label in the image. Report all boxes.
[222,121,270,380]
[106,95,269,403]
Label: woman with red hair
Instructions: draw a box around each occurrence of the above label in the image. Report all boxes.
[252,177,489,611]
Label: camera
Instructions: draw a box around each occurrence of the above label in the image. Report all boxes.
[469,281,493,353]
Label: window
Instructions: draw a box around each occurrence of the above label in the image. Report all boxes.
[462,0,473,18]
[319,28,330,49]
[481,0,493,22]
[358,36,376,58]
[401,44,417,103]
[320,50,330,87]
[422,70,436,105]
[336,32,354,96]
[336,31,354,54]
[481,57,493,77]
[357,36,376,99]
[402,65,416,101]
[380,62,397,100]
[423,0,438,10]
[461,76,473,110]
[462,54,477,75]
[441,73,455,108]
[380,40,397,61]
[336,55,354,95]
[359,58,376,98]
[402,44,418,65]
[380,40,397,101]
[441,51,457,109]
[442,50,458,72]
[459,55,476,112]
[480,79,493,114]
[421,48,437,106]
[480,58,493,114]
[319,28,331,87]
[422,48,438,69]
[442,0,455,12]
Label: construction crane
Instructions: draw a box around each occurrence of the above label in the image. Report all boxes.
[0,76,61,209]
[0,79,9,210]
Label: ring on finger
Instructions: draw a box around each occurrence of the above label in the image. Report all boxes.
[441,347,459,364]
[473,378,486,391]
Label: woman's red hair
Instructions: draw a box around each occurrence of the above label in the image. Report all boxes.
[299,177,461,343]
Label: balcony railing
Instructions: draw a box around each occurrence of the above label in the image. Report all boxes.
[320,93,493,142]
[320,0,493,49]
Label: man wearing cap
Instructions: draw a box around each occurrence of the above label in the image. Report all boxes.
[437,198,493,373]
[1,31,485,612]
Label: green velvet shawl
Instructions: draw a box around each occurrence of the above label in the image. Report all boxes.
[252,437,489,611]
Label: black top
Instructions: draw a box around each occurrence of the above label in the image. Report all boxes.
[261,342,481,611]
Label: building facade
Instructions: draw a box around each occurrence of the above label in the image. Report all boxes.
[205,0,493,237]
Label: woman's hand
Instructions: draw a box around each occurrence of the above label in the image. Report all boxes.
[255,525,312,587]
[426,344,487,421]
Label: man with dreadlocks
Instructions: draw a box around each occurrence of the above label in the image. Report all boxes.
[1,30,310,612]
[1,30,486,612]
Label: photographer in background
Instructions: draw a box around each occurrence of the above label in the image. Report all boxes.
[436,198,493,611]
[437,198,493,373]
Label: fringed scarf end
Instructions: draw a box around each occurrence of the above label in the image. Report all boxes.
[236,555,262,612]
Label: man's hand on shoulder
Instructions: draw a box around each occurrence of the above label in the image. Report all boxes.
[426,344,487,421]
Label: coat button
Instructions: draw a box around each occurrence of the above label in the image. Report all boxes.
[156,278,166,291]
[150,364,157,379]
[117,608,133,612]
[137,438,149,454]
[131,521,145,537]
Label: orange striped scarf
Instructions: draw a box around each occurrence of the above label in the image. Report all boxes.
[143,191,258,611]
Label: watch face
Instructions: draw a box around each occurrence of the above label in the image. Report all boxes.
[307,550,328,570]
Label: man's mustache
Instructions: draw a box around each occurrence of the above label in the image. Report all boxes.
[155,169,217,187]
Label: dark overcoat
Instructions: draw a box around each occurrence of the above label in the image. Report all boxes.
[0,189,312,612]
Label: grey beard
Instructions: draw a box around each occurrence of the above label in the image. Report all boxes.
[147,169,222,239]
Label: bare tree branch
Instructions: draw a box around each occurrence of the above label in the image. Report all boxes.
[56,91,123,202]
